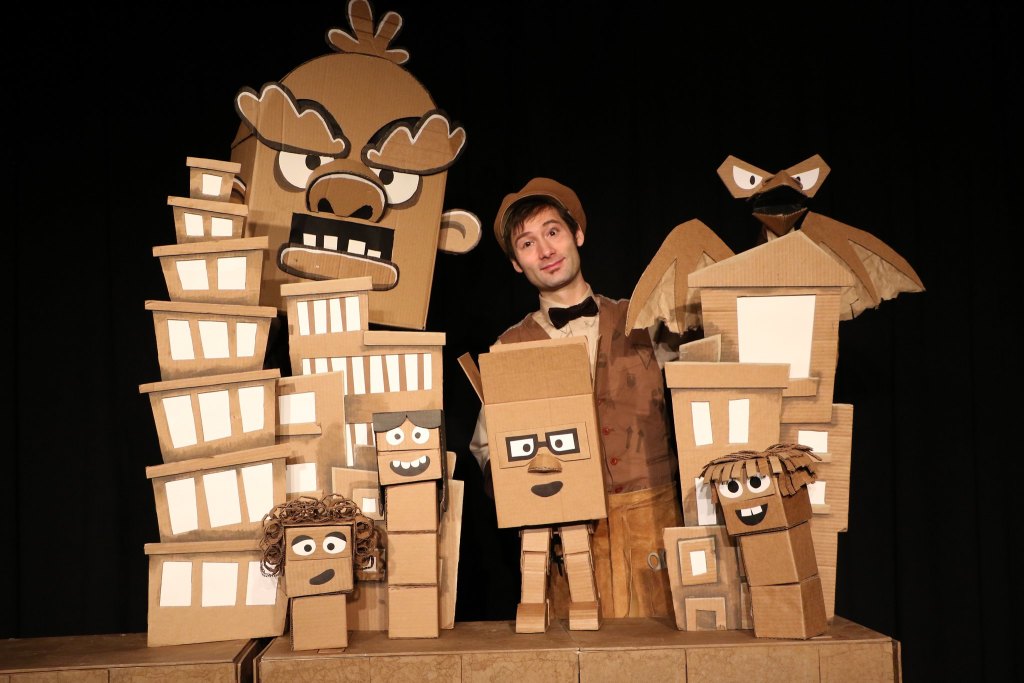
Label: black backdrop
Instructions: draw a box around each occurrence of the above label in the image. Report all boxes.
[6,3,1016,680]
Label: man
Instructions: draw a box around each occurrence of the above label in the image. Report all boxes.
[470,177,683,619]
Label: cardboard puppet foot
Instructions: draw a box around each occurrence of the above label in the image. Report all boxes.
[515,602,550,634]
[568,601,601,631]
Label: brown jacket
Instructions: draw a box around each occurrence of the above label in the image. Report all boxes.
[498,295,675,493]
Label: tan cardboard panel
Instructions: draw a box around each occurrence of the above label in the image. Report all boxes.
[386,481,438,532]
[347,581,388,632]
[558,524,591,555]
[149,307,275,381]
[146,443,290,479]
[387,532,438,585]
[139,369,279,394]
[819,641,898,683]
[521,527,552,553]
[291,593,348,651]
[579,649,687,682]
[564,553,598,604]
[331,467,379,498]
[277,373,349,495]
[145,300,278,318]
[686,643,819,682]
[458,352,484,402]
[345,390,442,424]
[187,157,241,174]
[750,575,827,639]
[145,539,258,555]
[665,361,790,389]
[464,651,577,681]
[363,330,445,347]
[438,478,464,630]
[739,521,819,587]
[167,195,249,216]
[153,236,268,257]
[280,276,373,297]
[677,335,722,362]
[156,243,266,308]
[663,526,745,631]
[685,597,727,630]
[388,586,439,639]
[279,424,321,437]
[480,338,591,404]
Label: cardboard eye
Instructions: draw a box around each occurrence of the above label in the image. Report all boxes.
[732,166,763,190]
[371,168,420,205]
[277,151,333,190]
[546,429,579,454]
[506,436,536,461]
[746,475,771,494]
[791,168,821,192]
[385,427,405,445]
[323,532,347,555]
[291,535,316,556]
[411,428,430,444]
[718,480,744,499]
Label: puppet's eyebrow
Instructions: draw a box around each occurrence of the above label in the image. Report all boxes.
[363,110,467,174]
[291,534,313,544]
[236,83,349,157]
[326,531,347,540]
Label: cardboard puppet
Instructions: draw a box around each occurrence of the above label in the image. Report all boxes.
[231,0,482,329]
[461,337,608,633]
[700,443,827,639]
[372,409,448,639]
[259,494,382,650]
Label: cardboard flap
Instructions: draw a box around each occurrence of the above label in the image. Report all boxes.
[677,335,722,362]
[458,353,484,403]
[145,300,278,318]
[277,423,322,437]
[664,362,790,389]
[363,330,445,347]
[166,195,249,216]
[139,368,279,394]
[280,276,373,298]
[146,443,290,479]
[480,338,591,404]
[187,157,241,174]
[152,236,268,257]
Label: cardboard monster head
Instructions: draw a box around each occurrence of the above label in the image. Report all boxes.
[477,338,607,528]
[232,0,481,329]
[700,443,820,537]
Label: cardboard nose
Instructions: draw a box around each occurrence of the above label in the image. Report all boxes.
[528,450,562,473]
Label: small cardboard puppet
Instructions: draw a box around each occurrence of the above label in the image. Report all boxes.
[259,494,382,650]
[461,337,608,633]
[231,0,482,329]
[372,409,448,639]
[700,443,827,639]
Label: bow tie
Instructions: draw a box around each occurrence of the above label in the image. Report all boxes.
[548,296,599,329]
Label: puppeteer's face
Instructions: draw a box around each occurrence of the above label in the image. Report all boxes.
[284,524,353,597]
[511,206,585,294]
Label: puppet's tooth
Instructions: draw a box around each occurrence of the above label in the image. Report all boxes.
[418,455,427,465]
[302,233,317,247]
[346,239,367,255]
[401,460,411,469]
[392,460,401,468]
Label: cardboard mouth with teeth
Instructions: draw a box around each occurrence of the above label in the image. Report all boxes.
[531,481,564,498]
[736,503,768,526]
[389,454,431,477]
[278,213,399,290]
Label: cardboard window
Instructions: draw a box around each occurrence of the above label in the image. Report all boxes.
[167,319,195,361]
[691,401,713,446]
[694,477,719,525]
[352,357,366,394]
[165,478,200,535]
[345,296,361,331]
[690,550,708,575]
[314,358,329,374]
[199,320,230,359]
[286,463,317,493]
[203,470,242,527]
[353,487,381,519]
[329,297,343,332]
[245,561,278,606]
[211,216,234,237]
[728,398,750,443]
[199,390,232,441]
[369,355,385,393]
[404,353,418,390]
[331,357,345,373]
[313,299,328,335]
[201,562,238,607]
[297,301,311,336]
[241,463,274,522]
[737,295,816,378]
[678,537,718,586]
[201,173,222,196]
[279,392,316,425]
[159,561,192,607]
[176,260,209,291]
[163,395,198,448]
[797,429,829,453]
[301,358,311,374]
[236,322,258,358]
[238,385,265,433]
[355,423,371,446]
[808,480,827,505]
[422,353,432,390]
[217,256,247,290]
[386,355,401,391]
[184,212,204,236]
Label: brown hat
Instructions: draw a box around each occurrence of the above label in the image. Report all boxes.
[493,178,587,254]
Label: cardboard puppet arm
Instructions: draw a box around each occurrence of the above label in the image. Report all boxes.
[625,219,735,335]
[799,211,925,320]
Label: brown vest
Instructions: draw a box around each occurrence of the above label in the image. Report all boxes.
[498,296,675,493]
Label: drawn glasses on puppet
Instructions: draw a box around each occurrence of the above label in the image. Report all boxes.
[500,426,589,468]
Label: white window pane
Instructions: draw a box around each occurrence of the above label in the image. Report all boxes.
[808,481,827,505]
[198,390,232,442]
[200,173,221,196]
[369,355,384,393]
[198,320,230,359]
[236,322,257,358]
[301,358,311,375]
[345,424,355,468]
[167,319,195,361]
[695,476,719,525]
[217,257,247,290]
[176,259,209,291]
[245,561,278,606]
[314,358,329,374]
[404,354,418,391]
[728,399,750,444]
[238,385,265,433]
[286,463,317,493]
[330,357,345,373]
[313,299,327,335]
[163,395,198,448]
[355,423,369,446]
[360,496,378,515]
[159,561,192,607]
[203,470,242,527]
[691,402,713,446]
[241,463,275,522]
[183,212,204,237]
[329,298,343,332]
[297,301,310,336]
[345,296,361,331]
[165,478,199,535]
[201,562,238,607]
[422,353,432,390]
[689,550,708,576]
[737,295,816,378]
[210,216,233,237]
[386,355,400,391]
[279,392,317,425]
[352,356,366,394]
[797,430,829,453]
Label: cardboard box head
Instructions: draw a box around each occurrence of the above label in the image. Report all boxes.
[230,0,482,329]
[284,524,354,597]
[372,409,446,486]
[700,444,819,537]
[477,338,607,528]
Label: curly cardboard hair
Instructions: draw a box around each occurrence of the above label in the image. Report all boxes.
[259,494,380,577]
[700,443,821,504]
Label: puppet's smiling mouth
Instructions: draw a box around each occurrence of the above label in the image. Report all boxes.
[278,214,398,290]
[736,504,767,526]
[389,455,430,477]
[309,568,336,585]
[531,481,563,497]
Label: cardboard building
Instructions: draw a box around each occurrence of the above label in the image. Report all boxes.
[662,525,749,631]
[153,236,267,307]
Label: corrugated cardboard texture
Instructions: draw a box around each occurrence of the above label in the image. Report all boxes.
[154,236,267,306]
[148,444,288,542]
[277,373,349,493]
[345,390,443,425]
[145,541,286,646]
[739,521,819,587]
[168,196,248,244]
[140,370,279,463]
[147,300,276,380]
[283,281,369,372]
[750,575,828,639]
[388,586,439,639]
[720,485,814,538]
[782,404,853,622]
[346,581,388,632]
[187,157,240,202]
[438,477,464,630]
[663,526,745,631]
[386,481,438,532]
[677,334,722,362]
[668,363,786,525]
[387,532,438,585]
[480,337,591,404]
[291,593,348,651]
[284,525,354,597]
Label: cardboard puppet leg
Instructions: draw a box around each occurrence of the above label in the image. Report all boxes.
[291,593,348,651]
[559,523,601,630]
[516,527,552,633]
